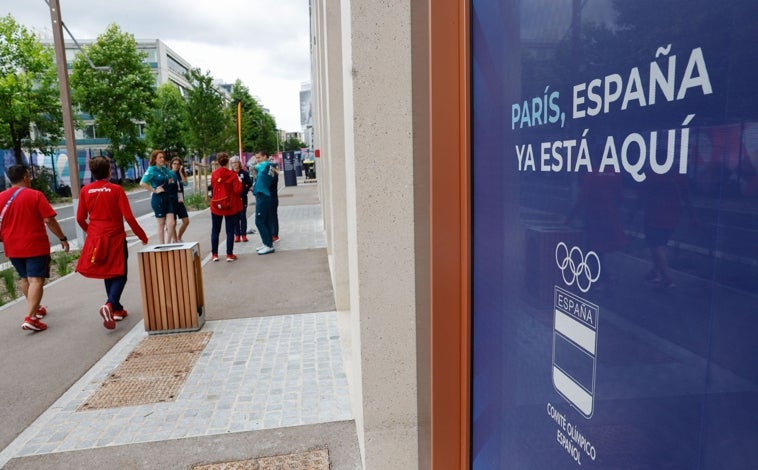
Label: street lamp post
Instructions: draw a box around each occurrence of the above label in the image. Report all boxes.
[48,0,84,245]
[237,101,243,162]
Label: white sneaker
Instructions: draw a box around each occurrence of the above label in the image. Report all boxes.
[257,245,275,255]
[255,245,266,251]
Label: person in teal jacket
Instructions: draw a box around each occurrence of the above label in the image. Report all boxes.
[252,150,277,255]
[139,149,177,244]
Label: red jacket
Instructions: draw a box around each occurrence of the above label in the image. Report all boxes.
[75,180,148,279]
[210,167,243,216]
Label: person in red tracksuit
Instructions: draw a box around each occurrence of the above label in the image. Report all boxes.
[76,156,148,330]
[209,153,243,262]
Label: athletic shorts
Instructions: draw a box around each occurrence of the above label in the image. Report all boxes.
[175,201,189,219]
[151,193,177,218]
[10,255,51,279]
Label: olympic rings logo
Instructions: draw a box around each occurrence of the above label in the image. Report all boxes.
[554,242,601,293]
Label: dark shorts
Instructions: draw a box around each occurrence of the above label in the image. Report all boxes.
[175,201,189,219]
[10,255,51,279]
[151,193,177,218]
[644,227,674,248]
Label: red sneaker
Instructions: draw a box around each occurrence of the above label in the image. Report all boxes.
[22,316,47,331]
[226,254,238,262]
[241,236,249,242]
[212,254,219,262]
[99,303,116,330]
[113,309,128,321]
[35,306,48,319]
[234,236,240,243]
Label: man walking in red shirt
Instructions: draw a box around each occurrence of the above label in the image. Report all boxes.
[0,165,70,332]
[75,156,148,329]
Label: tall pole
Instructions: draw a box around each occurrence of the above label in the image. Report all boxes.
[237,101,244,164]
[48,0,83,245]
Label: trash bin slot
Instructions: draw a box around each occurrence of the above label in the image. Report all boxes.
[154,244,184,250]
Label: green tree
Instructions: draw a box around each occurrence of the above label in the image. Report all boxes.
[185,68,227,159]
[283,135,306,151]
[146,83,189,160]
[229,80,278,154]
[257,112,279,155]
[219,99,239,155]
[0,14,63,163]
[70,24,155,179]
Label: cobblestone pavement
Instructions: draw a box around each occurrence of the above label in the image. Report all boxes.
[5,312,349,458]
[0,183,356,468]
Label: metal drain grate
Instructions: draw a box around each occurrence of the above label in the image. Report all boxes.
[78,331,212,411]
[192,448,330,470]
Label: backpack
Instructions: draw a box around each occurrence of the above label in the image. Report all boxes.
[211,176,233,210]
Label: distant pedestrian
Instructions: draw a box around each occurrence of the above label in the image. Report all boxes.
[76,156,149,330]
[252,150,276,255]
[639,172,696,289]
[170,157,190,242]
[0,165,69,332]
[230,156,252,243]
[268,155,280,243]
[210,153,243,262]
[139,150,177,244]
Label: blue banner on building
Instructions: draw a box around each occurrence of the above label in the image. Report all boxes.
[471,1,758,468]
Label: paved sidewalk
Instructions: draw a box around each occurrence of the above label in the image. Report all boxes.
[0,180,361,469]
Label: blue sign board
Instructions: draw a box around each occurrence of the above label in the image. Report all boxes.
[471,1,758,468]
[282,151,298,187]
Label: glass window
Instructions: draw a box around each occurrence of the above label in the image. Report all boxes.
[142,47,158,63]
[83,124,96,140]
[167,55,188,76]
[471,1,758,468]
[64,48,78,65]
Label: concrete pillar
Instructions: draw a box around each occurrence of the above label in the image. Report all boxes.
[340,0,419,467]
[321,1,350,312]
[312,0,423,467]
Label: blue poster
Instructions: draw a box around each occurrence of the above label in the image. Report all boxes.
[282,151,298,187]
[471,1,758,468]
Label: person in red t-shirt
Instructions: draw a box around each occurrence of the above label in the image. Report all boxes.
[0,165,69,332]
[75,156,149,329]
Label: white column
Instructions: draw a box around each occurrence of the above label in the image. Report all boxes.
[340,0,420,467]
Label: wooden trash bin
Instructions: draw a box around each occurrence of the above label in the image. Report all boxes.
[137,242,205,334]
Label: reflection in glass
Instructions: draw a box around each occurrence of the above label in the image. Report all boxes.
[472,1,758,468]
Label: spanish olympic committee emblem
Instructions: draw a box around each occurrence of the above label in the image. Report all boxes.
[555,242,601,293]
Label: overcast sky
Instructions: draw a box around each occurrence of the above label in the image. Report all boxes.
[3,0,311,132]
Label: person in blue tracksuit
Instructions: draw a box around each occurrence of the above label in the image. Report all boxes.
[251,150,277,255]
